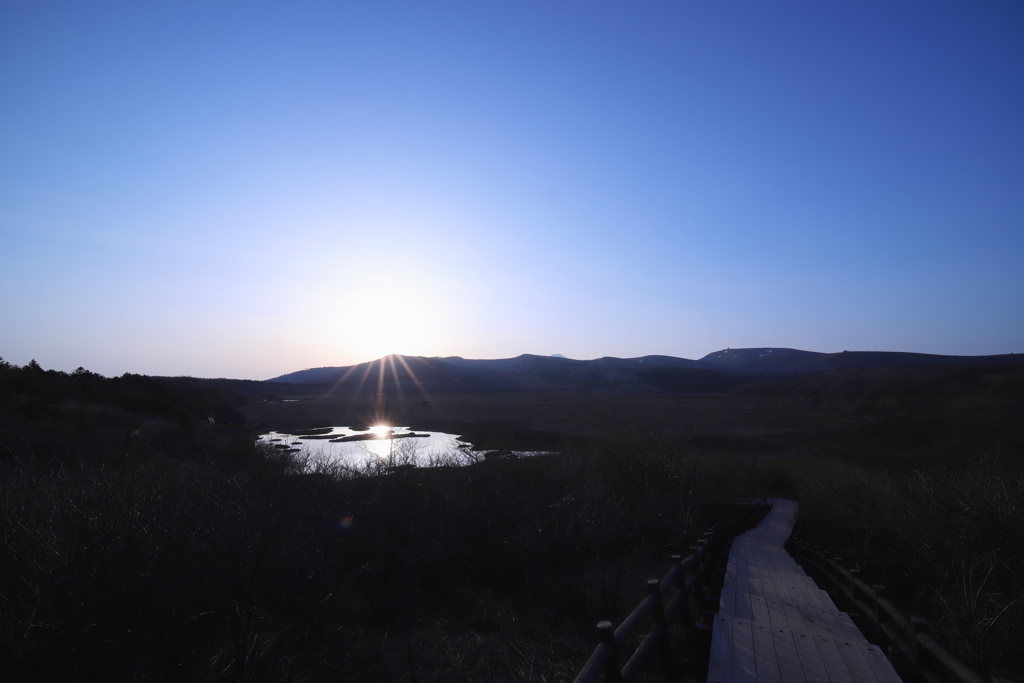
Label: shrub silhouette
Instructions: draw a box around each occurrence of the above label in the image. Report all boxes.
[0,361,713,682]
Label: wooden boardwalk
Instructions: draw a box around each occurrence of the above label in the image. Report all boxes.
[707,499,902,683]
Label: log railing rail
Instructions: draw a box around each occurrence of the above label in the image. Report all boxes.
[573,500,769,683]
[788,538,1012,683]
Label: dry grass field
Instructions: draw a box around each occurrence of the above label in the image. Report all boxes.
[239,365,1024,680]
[243,390,860,456]
[3,361,1021,681]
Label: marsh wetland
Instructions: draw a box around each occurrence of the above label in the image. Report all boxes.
[2,359,1022,681]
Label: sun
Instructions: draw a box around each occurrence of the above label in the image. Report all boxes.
[321,276,449,363]
[369,424,392,438]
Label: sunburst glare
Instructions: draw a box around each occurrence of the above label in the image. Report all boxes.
[369,424,391,438]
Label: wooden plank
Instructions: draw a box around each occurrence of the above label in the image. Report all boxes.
[767,570,796,606]
[833,610,859,631]
[780,601,814,635]
[720,588,737,617]
[750,594,772,626]
[817,588,837,610]
[732,617,757,683]
[751,621,784,683]
[771,625,808,683]
[736,591,755,621]
[795,582,825,610]
[856,640,906,683]
[791,580,821,610]
[749,577,770,602]
[761,586,785,615]
[708,614,734,683]
[796,604,862,640]
[835,636,882,683]
[710,498,901,683]
[789,621,831,682]
[810,629,857,683]
[765,597,791,630]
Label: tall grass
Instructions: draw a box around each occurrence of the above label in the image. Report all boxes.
[792,456,1024,679]
[0,417,713,682]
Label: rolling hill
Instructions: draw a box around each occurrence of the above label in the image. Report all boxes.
[699,347,1024,375]
[267,348,1023,394]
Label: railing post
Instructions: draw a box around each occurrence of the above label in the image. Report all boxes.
[699,539,713,590]
[873,585,886,634]
[690,545,703,592]
[596,621,622,683]
[671,554,694,629]
[647,579,674,673]
[690,544,710,619]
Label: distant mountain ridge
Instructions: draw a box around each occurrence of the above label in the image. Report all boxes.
[699,347,1024,375]
[268,348,1023,393]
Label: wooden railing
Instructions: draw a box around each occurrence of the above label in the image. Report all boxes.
[789,538,1014,683]
[573,500,769,683]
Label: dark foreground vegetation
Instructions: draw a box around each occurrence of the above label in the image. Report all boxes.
[752,364,1024,681]
[0,358,726,682]
[1,357,1022,681]
[794,459,1023,679]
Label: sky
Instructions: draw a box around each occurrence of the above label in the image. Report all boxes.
[1,1,1022,379]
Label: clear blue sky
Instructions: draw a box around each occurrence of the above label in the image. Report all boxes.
[2,1,1022,379]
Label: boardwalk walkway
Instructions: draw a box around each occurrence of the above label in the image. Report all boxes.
[707,499,902,683]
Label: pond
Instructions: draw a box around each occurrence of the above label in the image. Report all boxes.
[257,425,484,471]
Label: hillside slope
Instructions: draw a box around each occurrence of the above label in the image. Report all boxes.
[268,353,725,393]
[268,349,1024,394]
[700,348,1024,375]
